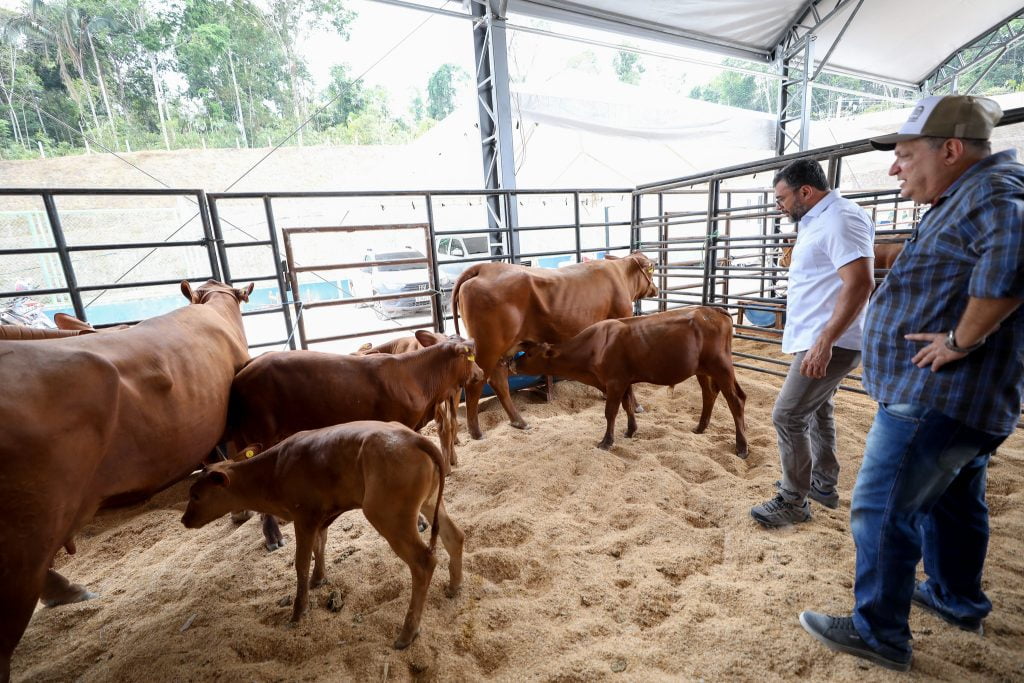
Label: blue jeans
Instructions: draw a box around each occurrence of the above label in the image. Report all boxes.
[850,403,1007,661]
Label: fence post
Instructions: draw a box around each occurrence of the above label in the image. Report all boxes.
[41,193,86,320]
[262,196,296,350]
[424,193,445,333]
[701,180,720,307]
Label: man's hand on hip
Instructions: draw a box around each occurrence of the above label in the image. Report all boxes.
[800,338,832,379]
[906,332,967,372]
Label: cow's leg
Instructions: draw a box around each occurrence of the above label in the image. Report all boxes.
[262,514,286,551]
[489,361,528,430]
[421,494,464,597]
[1,583,40,683]
[622,386,638,438]
[464,372,487,440]
[364,504,437,649]
[711,365,748,458]
[290,523,315,622]
[598,386,624,450]
[40,568,95,607]
[230,509,254,523]
[693,374,720,434]
[310,526,328,588]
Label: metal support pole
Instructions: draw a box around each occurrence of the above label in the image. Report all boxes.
[701,181,721,306]
[41,193,85,320]
[799,35,816,151]
[472,2,520,260]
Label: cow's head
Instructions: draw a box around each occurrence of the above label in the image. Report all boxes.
[511,340,557,375]
[181,462,241,529]
[437,334,484,385]
[181,280,255,305]
[627,252,658,300]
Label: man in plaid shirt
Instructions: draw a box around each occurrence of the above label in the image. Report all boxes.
[799,95,1024,671]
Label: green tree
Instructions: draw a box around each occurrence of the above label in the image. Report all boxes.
[612,49,644,84]
[426,63,466,120]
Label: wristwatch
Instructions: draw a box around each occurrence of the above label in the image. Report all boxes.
[945,329,984,354]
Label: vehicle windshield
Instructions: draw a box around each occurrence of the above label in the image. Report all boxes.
[376,251,426,271]
[463,236,489,254]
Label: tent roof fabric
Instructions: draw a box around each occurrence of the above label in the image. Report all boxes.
[507,0,1024,87]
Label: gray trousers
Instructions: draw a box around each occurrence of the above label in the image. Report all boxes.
[774,346,861,504]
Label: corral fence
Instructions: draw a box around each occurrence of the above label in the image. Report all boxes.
[632,105,1023,426]
[1,107,1021,424]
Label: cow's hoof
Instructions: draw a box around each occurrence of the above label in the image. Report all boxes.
[445,583,462,599]
[469,428,483,440]
[736,447,749,460]
[231,510,254,524]
[393,630,420,650]
[42,586,97,608]
[624,430,637,439]
[597,440,613,451]
[266,538,286,552]
[417,514,429,533]
[309,577,327,588]
[510,420,529,430]
[692,424,709,434]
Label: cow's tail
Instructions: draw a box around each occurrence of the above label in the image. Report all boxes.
[433,392,458,471]
[419,436,447,554]
[450,264,484,337]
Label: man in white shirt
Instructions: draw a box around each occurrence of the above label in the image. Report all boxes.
[751,159,875,528]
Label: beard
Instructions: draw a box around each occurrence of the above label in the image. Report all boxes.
[788,199,810,222]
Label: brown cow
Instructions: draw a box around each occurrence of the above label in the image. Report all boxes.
[182,421,463,649]
[0,280,251,683]
[452,252,658,438]
[0,324,84,340]
[351,330,446,355]
[512,306,748,456]
[225,330,481,550]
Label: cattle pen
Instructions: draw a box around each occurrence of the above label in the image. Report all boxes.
[5,0,1024,678]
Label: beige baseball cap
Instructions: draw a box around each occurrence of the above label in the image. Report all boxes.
[870,95,1002,150]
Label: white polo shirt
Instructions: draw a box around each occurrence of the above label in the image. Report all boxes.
[782,190,875,354]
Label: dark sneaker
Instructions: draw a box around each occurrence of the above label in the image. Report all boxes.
[799,611,911,672]
[750,494,811,528]
[774,480,839,509]
[912,583,984,635]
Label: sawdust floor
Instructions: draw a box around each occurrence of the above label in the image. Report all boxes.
[13,363,1024,682]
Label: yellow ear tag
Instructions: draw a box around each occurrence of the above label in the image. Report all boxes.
[466,353,476,362]
[244,449,255,459]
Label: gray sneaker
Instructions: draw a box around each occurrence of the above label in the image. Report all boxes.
[799,611,912,672]
[774,480,839,509]
[751,494,811,528]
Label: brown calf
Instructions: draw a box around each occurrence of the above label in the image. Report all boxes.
[451,252,658,438]
[351,331,446,355]
[225,331,481,550]
[513,306,748,456]
[182,421,464,649]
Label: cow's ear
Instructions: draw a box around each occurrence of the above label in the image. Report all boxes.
[415,329,437,347]
[208,470,230,487]
[181,280,199,303]
[237,283,255,302]
[604,253,619,260]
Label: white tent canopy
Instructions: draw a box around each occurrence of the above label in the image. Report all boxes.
[508,0,1024,87]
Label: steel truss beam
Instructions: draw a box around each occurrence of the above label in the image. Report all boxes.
[471,0,520,259]
[923,9,1024,94]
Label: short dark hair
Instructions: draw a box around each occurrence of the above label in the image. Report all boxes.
[773,159,829,191]
[921,136,991,156]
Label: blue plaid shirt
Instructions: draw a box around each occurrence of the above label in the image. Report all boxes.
[862,149,1024,436]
